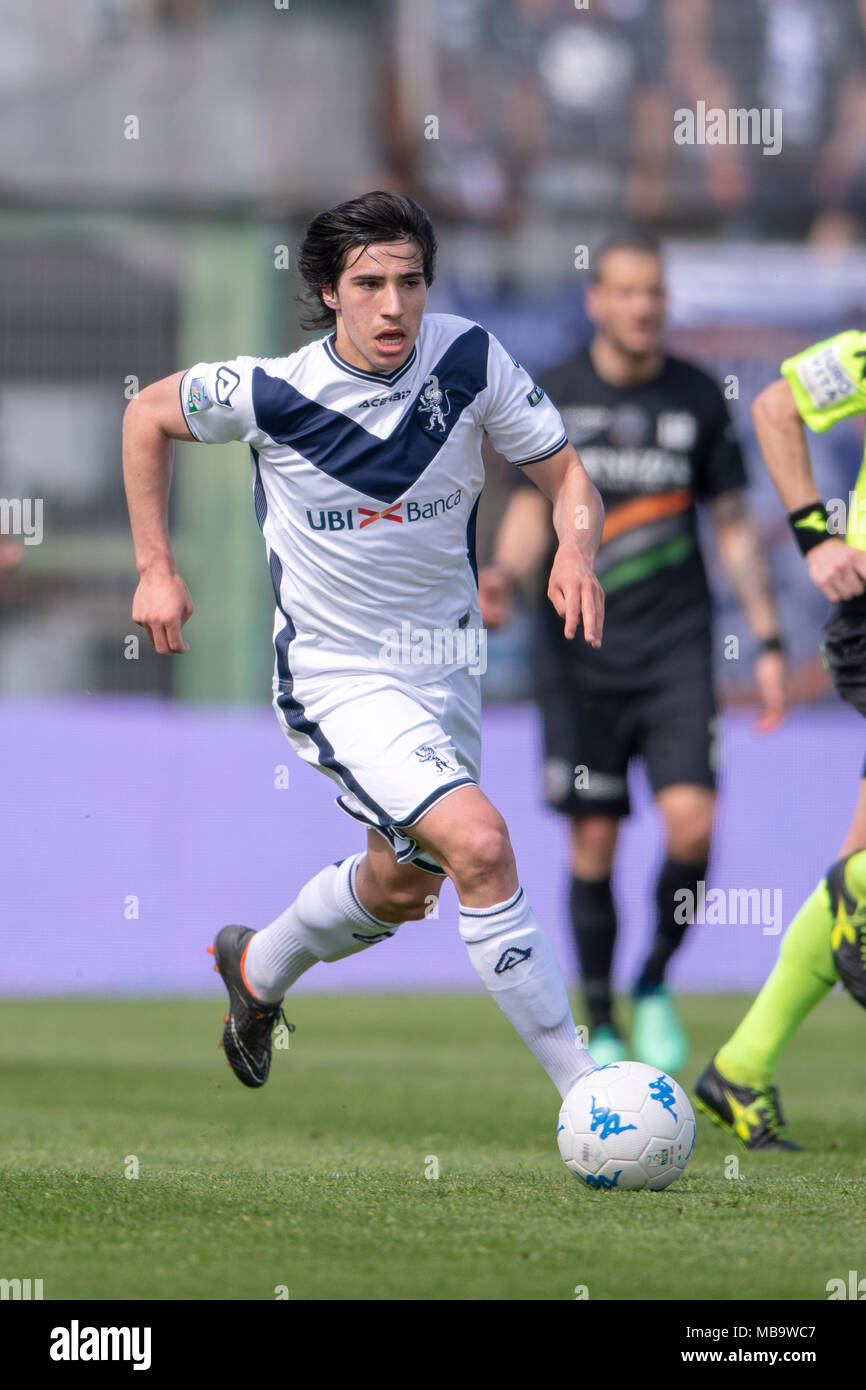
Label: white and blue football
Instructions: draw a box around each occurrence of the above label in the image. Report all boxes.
[557,1060,696,1191]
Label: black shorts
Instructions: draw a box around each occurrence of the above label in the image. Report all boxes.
[822,599,866,722]
[538,667,718,819]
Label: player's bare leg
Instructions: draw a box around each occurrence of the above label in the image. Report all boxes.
[409,784,596,1097]
[656,784,715,866]
[570,816,618,882]
[354,830,443,922]
[241,832,438,997]
[568,814,624,1063]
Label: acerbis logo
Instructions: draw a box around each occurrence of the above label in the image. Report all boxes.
[305,488,462,532]
[357,389,412,409]
[494,946,532,973]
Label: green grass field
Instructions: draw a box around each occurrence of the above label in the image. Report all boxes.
[1,992,864,1301]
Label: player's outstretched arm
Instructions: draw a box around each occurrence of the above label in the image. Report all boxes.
[752,376,866,602]
[123,370,196,655]
[522,443,604,646]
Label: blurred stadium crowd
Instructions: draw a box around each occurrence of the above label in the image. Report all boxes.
[393,0,866,246]
[4,0,866,238]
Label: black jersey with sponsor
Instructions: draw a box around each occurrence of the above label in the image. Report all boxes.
[519,349,747,691]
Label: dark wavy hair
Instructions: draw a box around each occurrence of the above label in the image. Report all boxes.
[296,190,437,331]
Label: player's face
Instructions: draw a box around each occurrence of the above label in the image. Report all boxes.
[586,251,666,358]
[323,240,427,373]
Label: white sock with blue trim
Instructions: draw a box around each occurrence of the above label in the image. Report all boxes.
[243,853,398,1003]
[458,886,595,1097]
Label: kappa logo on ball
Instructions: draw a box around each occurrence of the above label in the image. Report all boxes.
[648,1073,679,1118]
[494,946,532,973]
[583,1170,622,1190]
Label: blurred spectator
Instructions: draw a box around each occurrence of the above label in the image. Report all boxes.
[0,539,23,577]
[712,0,866,237]
[400,0,669,225]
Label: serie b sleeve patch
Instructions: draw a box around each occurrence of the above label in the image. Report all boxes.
[187,376,212,413]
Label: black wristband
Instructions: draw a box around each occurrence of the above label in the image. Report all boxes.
[788,502,830,555]
[758,636,784,655]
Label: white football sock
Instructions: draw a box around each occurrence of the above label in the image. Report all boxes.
[243,854,399,1003]
[458,886,596,1097]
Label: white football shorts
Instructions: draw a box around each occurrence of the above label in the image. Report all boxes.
[272,666,482,874]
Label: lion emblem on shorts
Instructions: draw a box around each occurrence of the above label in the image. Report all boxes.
[413,743,457,773]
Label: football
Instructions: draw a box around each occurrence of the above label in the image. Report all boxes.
[557,1061,696,1191]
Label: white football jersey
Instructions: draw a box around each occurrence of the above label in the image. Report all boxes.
[179,312,566,688]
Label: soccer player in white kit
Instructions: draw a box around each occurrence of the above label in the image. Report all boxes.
[123,191,605,1103]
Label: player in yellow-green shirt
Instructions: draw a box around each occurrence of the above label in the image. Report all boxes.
[696,329,866,1150]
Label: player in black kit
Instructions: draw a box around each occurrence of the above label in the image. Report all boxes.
[481,233,786,1072]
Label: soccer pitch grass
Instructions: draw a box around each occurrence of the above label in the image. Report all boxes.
[1,993,864,1302]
